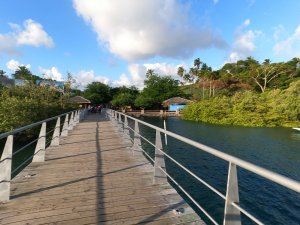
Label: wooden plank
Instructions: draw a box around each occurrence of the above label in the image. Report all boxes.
[0,113,205,225]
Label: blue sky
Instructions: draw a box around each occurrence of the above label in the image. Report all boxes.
[0,0,300,89]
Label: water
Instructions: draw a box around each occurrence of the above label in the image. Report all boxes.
[135,116,300,225]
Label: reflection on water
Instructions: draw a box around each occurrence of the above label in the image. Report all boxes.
[291,131,300,141]
[137,116,300,225]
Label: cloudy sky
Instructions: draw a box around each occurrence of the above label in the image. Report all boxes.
[0,0,300,89]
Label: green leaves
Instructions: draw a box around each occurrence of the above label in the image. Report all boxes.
[182,80,300,127]
[0,84,76,133]
[141,74,185,108]
[83,82,111,104]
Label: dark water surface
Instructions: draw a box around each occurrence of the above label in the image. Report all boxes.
[135,116,300,225]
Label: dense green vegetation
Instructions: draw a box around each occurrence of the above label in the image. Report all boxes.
[179,57,300,127]
[182,80,300,127]
[84,73,186,110]
[0,68,77,134]
[1,56,299,129]
[134,73,186,109]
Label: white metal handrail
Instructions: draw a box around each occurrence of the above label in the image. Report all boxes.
[112,110,300,193]
[0,109,87,202]
[109,109,300,225]
[0,110,77,139]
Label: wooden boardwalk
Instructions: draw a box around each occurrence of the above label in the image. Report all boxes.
[0,113,204,225]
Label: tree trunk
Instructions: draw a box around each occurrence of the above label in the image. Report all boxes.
[209,80,212,98]
[202,78,205,99]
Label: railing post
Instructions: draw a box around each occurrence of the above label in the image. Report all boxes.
[118,113,123,135]
[61,114,69,137]
[223,162,241,225]
[73,111,78,126]
[68,112,74,131]
[0,135,13,202]
[79,109,83,122]
[111,111,115,118]
[154,130,167,184]
[33,122,46,162]
[123,116,131,144]
[133,120,142,155]
[111,111,118,130]
[50,117,60,146]
[76,110,80,123]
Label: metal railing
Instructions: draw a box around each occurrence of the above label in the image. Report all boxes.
[0,109,88,202]
[108,109,300,225]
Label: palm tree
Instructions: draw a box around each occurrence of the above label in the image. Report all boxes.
[263,59,271,65]
[146,69,154,78]
[177,66,185,84]
[0,70,6,77]
[194,58,202,70]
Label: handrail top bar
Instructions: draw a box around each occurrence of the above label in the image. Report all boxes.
[114,110,300,193]
[0,109,78,140]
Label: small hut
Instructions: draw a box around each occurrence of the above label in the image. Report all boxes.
[69,96,91,108]
[162,97,192,111]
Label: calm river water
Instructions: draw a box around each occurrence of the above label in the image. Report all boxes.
[135,116,300,225]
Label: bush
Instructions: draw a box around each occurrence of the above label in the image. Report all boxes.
[182,80,300,127]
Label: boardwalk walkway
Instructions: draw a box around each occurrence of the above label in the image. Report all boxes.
[0,113,204,225]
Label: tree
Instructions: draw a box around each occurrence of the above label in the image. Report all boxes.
[64,72,78,96]
[0,70,6,77]
[177,66,185,84]
[194,58,202,70]
[110,86,139,98]
[134,93,155,109]
[200,63,210,99]
[251,63,288,93]
[263,59,271,65]
[137,73,186,108]
[146,69,155,78]
[111,92,135,109]
[12,66,41,84]
[83,82,111,104]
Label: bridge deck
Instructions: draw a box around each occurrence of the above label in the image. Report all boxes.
[0,114,204,225]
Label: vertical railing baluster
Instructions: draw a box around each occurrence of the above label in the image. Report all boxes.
[33,122,46,162]
[73,111,78,126]
[154,130,167,184]
[76,110,80,123]
[112,111,118,129]
[133,120,142,155]
[123,116,131,144]
[0,135,13,202]
[76,110,80,124]
[50,117,60,146]
[223,162,241,225]
[118,113,123,135]
[61,113,69,137]
[68,112,74,131]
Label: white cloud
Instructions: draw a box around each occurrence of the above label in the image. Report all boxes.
[127,62,182,89]
[226,19,262,63]
[6,59,31,71]
[73,0,226,61]
[72,62,183,90]
[112,74,131,87]
[273,24,285,40]
[243,19,251,27]
[39,67,63,81]
[273,25,300,57]
[14,19,54,47]
[74,70,110,90]
[0,19,54,55]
